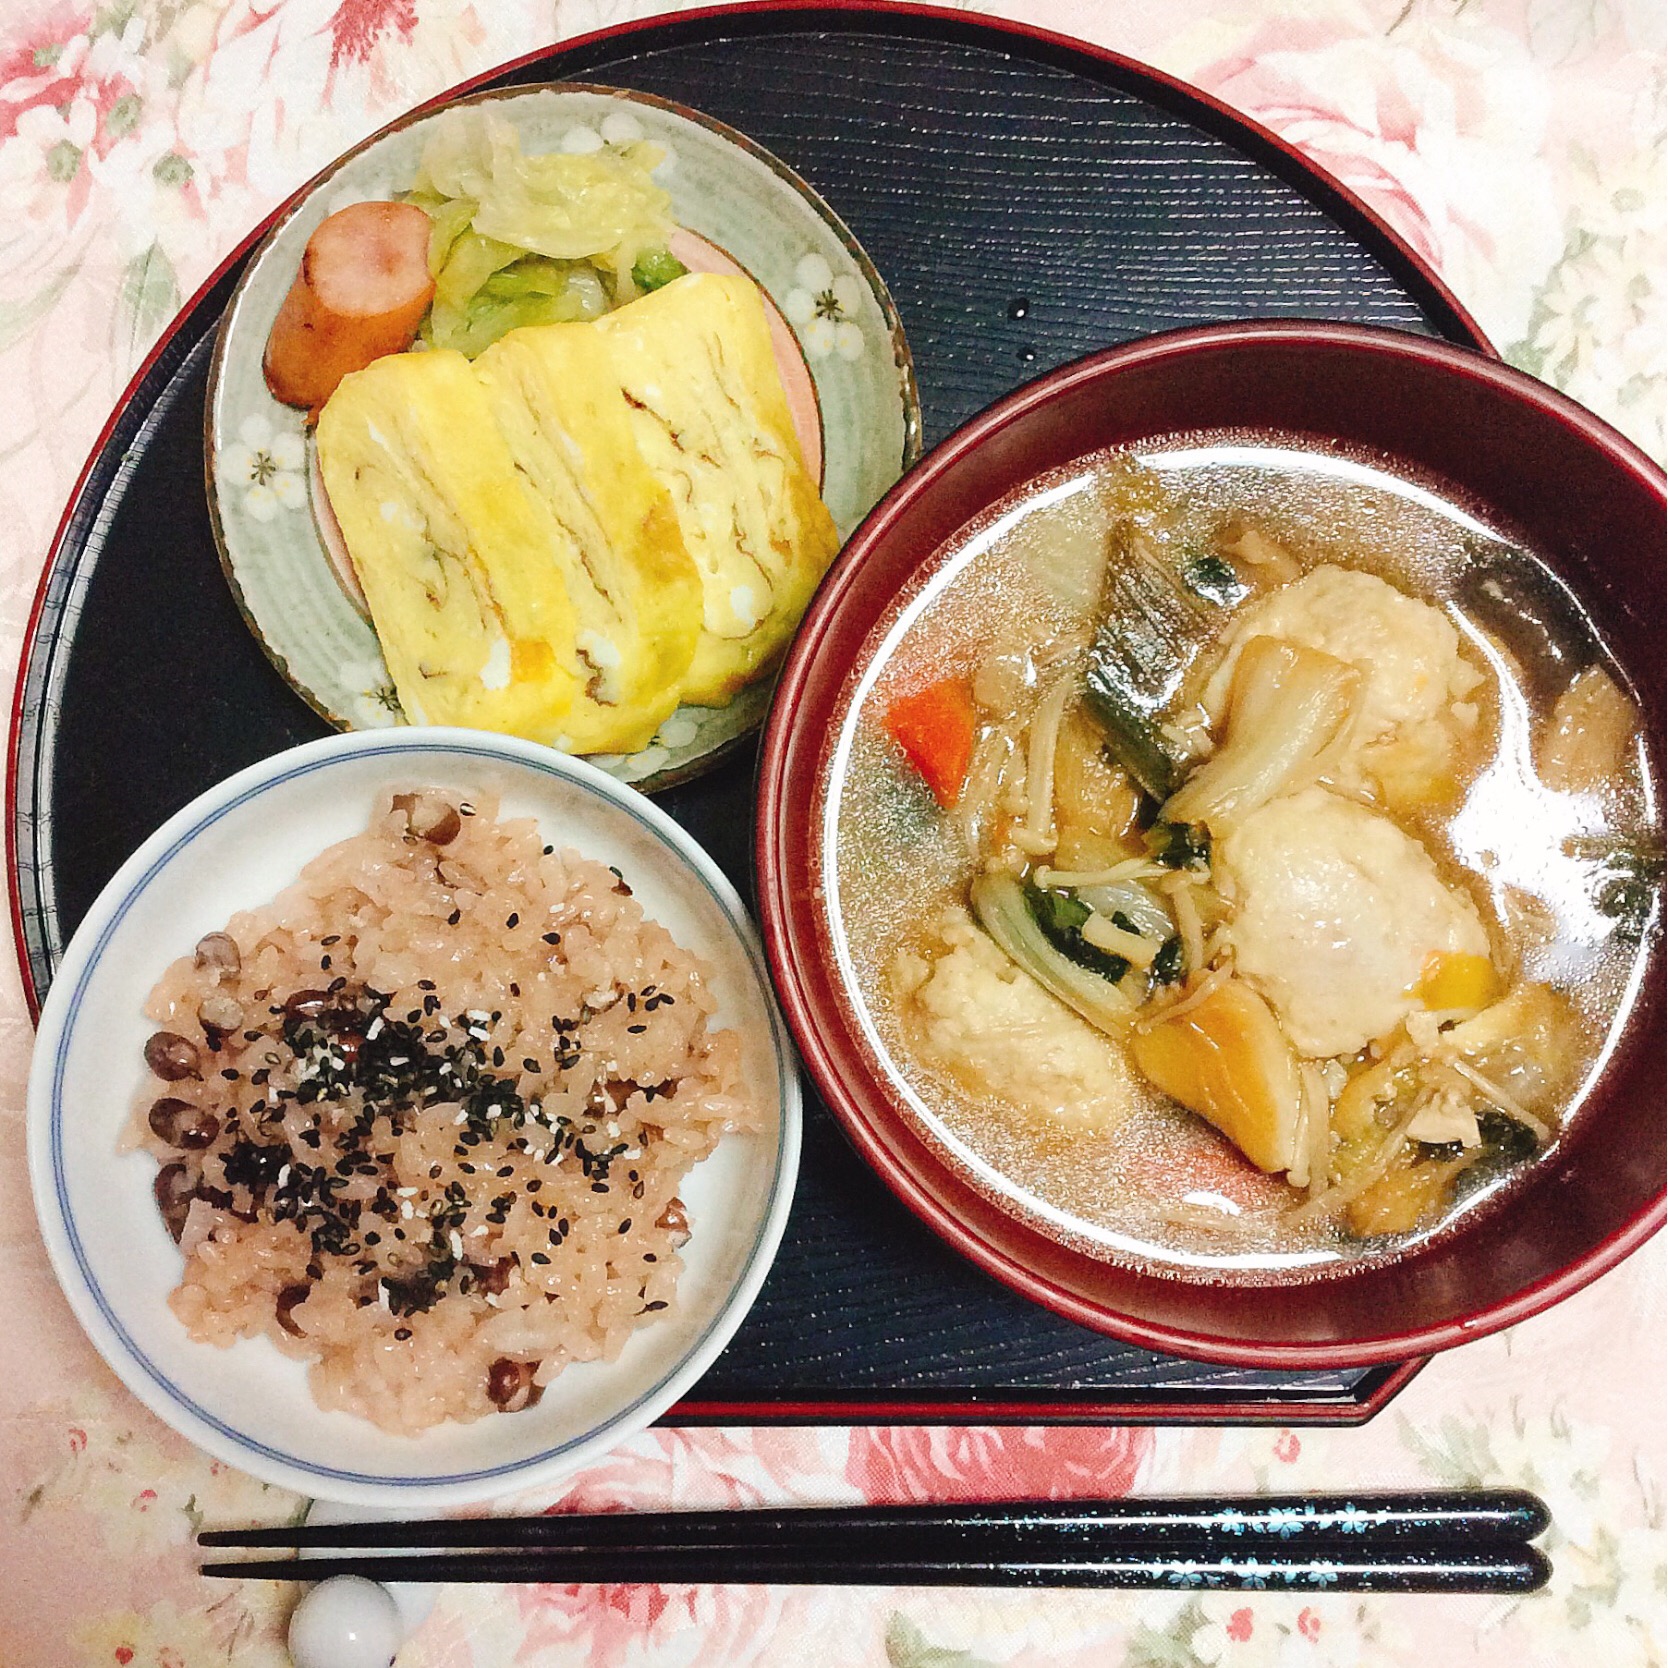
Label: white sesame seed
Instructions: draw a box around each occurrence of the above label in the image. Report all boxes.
[365,1017,384,1040]
[449,1230,463,1260]
[276,1165,291,1188]
[401,1201,415,1218]
[396,1186,418,1197]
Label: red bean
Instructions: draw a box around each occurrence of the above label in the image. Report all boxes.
[391,791,462,846]
[153,1162,195,1241]
[197,992,245,1035]
[656,1197,691,1246]
[147,1097,219,1149]
[283,989,330,1023]
[486,1357,542,1412]
[193,932,241,977]
[145,1031,200,1081]
[469,1257,515,1296]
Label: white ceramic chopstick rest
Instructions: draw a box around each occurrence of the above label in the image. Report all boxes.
[289,1575,403,1668]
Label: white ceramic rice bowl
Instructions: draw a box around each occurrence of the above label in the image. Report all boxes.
[27,729,799,1506]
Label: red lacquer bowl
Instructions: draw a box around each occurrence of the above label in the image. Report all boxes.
[756,321,1665,1369]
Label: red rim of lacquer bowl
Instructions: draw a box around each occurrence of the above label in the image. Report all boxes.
[757,319,1666,1369]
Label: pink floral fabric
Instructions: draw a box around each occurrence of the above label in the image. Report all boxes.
[0,3,1660,1666]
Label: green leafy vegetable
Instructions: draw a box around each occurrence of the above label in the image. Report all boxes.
[632,248,688,292]
[1023,878,1130,984]
[1151,934,1186,984]
[1144,820,1211,872]
[1569,837,1666,944]
[1184,552,1249,606]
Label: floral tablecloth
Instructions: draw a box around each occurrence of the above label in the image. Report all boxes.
[1,2,1661,1665]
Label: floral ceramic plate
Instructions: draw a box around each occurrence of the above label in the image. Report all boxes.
[206,83,920,789]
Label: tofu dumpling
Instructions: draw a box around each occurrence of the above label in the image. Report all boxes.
[1204,565,1475,755]
[316,349,582,741]
[595,273,839,705]
[475,323,703,753]
[892,909,1136,1133]
[1218,786,1493,1057]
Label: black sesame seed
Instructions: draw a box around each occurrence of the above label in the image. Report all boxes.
[447,909,461,926]
[642,1301,667,1312]
[394,1327,412,1340]
[618,1219,632,1234]
[542,933,560,946]
[506,913,519,929]
[531,1252,550,1265]
[627,1024,647,1035]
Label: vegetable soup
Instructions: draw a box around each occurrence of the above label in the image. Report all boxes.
[827,437,1661,1277]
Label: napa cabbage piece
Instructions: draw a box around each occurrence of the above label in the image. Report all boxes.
[408,107,685,358]
[1163,636,1360,831]
[970,872,1137,1038]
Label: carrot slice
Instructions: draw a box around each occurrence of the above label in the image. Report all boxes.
[263,201,436,413]
[884,675,977,807]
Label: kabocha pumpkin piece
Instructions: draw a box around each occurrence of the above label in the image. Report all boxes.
[595,273,839,705]
[315,348,582,741]
[475,323,703,754]
[1128,977,1306,1174]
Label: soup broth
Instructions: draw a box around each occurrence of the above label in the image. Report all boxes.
[828,437,1660,1278]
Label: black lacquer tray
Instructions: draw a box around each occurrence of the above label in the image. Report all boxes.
[11,4,1491,1424]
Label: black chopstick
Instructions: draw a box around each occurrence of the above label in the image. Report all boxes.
[198,1489,1548,1551]
[201,1541,1550,1593]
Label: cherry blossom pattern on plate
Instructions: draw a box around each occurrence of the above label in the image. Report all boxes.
[220,413,306,521]
[556,104,676,168]
[783,253,867,361]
